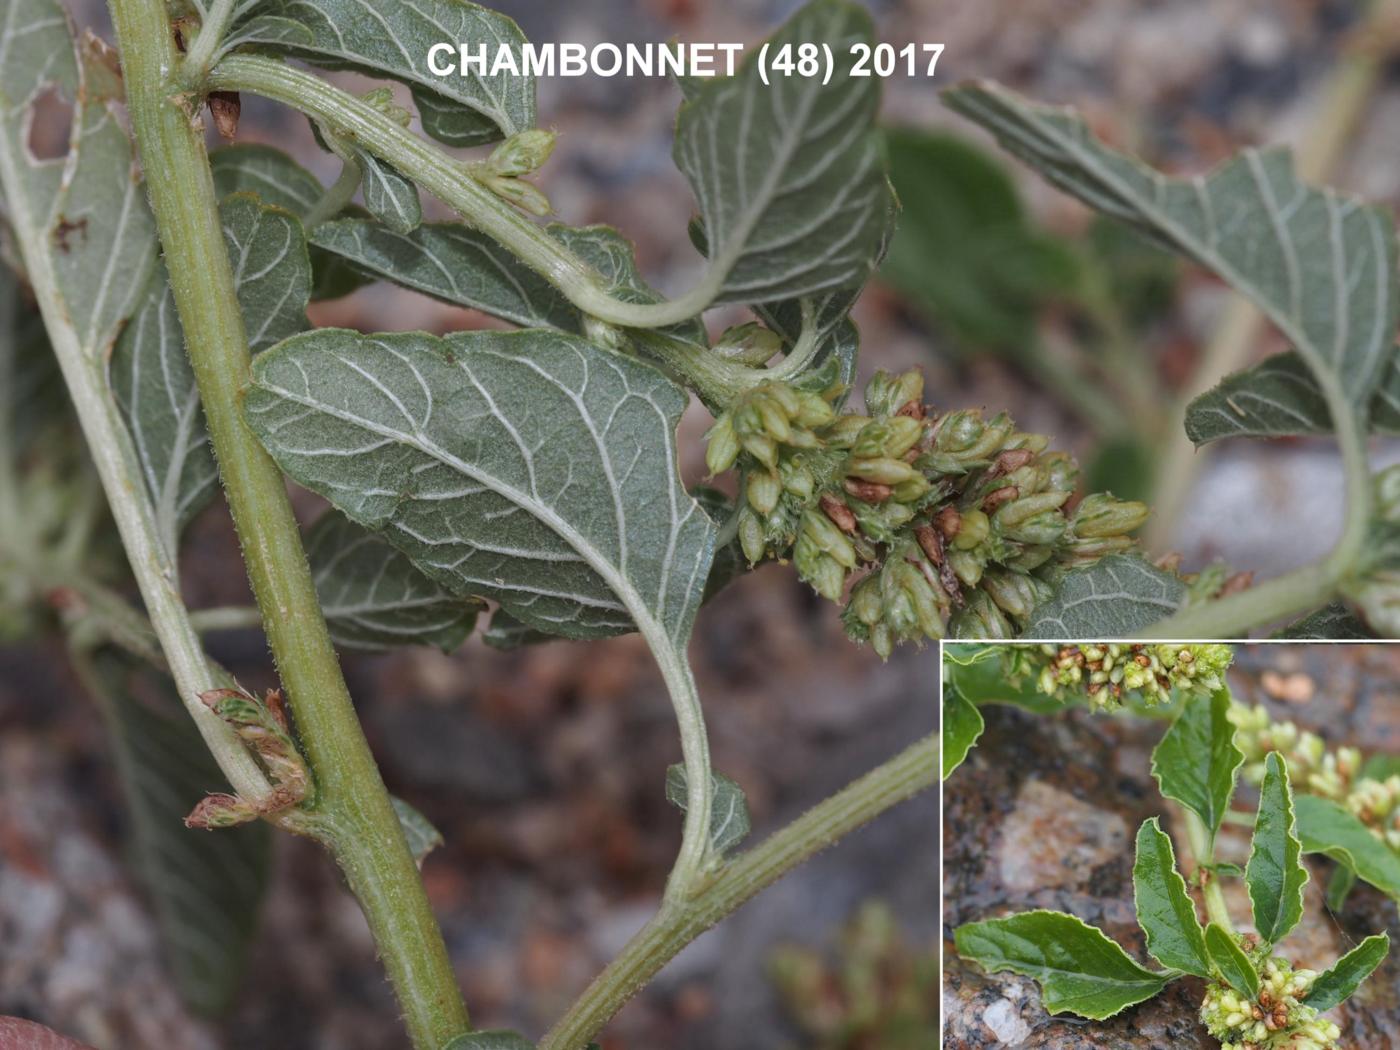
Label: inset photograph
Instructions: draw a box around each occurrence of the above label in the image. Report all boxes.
[942,643,1400,1048]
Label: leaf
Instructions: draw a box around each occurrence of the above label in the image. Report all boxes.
[390,796,444,866]
[309,218,579,330]
[945,81,1399,424]
[1246,752,1307,945]
[665,765,751,855]
[442,1031,536,1050]
[673,0,890,305]
[1296,795,1400,899]
[943,646,1067,714]
[111,194,311,551]
[354,148,421,234]
[942,686,984,780]
[0,0,159,365]
[1303,933,1390,1012]
[216,13,313,57]
[1273,602,1373,639]
[244,328,717,647]
[305,511,481,652]
[882,127,1080,354]
[243,0,534,145]
[1132,818,1210,977]
[1187,352,1400,445]
[93,652,270,1016]
[1326,864,1357,912]
[209,144,373,300]
[1204,922,1259,999]
[1023,555,1185,637]
[1151,689,1243,845]
[953,910,1169,1020]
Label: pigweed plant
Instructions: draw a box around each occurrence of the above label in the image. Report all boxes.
[944,645,1399,1047]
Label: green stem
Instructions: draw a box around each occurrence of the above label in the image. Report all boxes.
[190,604,264,632]
[539,734,937,1050]
[179,0,238,88]
[210,56,713,329]
[1143,378,1370,638]
[1183,808,1235,933]
[303,158,363,229]
[108,3,469,1045]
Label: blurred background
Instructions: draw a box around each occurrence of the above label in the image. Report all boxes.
[7,0,1400,1046]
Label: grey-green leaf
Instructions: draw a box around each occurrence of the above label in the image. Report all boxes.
[247,0,534,145]
[954,910,1169,1020]
[1273,602,1373,640]
[95,653,270,1016]
[244,328,716,647]
[111,193,311,550]
[0,0,158,365]
[1296,795,1400,899]
[390,796,444,866]
[1187,352,1400,445]
[945,81,1398,414]
[665,765,751,855]
[354,149,421,234]
[1204,922,1259,999]
[1303,933,1390,1012]
[1132,818,1209,977]
[942,686,984,780]
[673,0,890,305]
[1023,555,1185,637]
[1246,752,1307,945]
[309,218,579,330]
[1151,689,1243,845]
[306,511,481,651]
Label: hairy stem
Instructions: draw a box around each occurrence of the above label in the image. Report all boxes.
[1184,808,1235,933]
[539,734,937,1050]
[1145,5,1394,550]
[210,56,714,328]
[302,157,363,229]
[179,0,238,88]
[109,2,469,1044]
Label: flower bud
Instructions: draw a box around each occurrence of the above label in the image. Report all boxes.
[360,87,413,127]
[848,457,918,485]
[794,391,837,429]
[794,534,846,600]
[993,490,1069,528]
[487,174,552,216]
[781,460,816,501]
[801,509,858,569]
[487,128,557,177]
[746,469,782,516]
[705,415,740,475]
[951,589,1012,639]
[1073,493,1150,538]
[754,395,792,443]
[1376,464,1400,523]
[738,508,766,565]
[980,568,1049,620]
[951,508,990,550]
[864,369,924,418]
[741,432,778,469]
[933,411,983,453]
[1002,509,1068,546]
[824,414,871,449]
[948,548,984,587]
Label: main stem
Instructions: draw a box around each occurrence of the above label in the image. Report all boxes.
[540,734,937,1050]
[1184,808,1235,933]
[108,3,469,1044]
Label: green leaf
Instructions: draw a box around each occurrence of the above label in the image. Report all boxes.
[1246,752,1307,945]
[1303,933,1390,1012]
[0,0,158,364]
[390,796,444,866]
[354,148,421,234]
[1151,689,1243,844]
[241,0,534,145]
[1023,555,1185,637]
[1296,795,1400,899]
[94,652,270,1016]
[305,511,481,652]
[1187,352,1400,445]
[954,910,1169,1020]
[309,218,580,329]
[673,0,890,305]
[1326,864,1357,912]
[665,765,751,855]
[111,193,311,550]
[882,127,1080,354]
[942,687,984,780]
[1132,818,1210,977]
[1273,601,1373,639]
[945,81,1398,420]
[1204,922,1259,999]
[245,328,717,648]
[442,1031,536,1050]
[216,13,313,57]
[943,646,1066,714]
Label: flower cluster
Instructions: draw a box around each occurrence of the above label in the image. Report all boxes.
[1199,940,1337,1050]
[705,369,1150,654]
[1002,643,1234,708]
[1230,704,1400,850]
